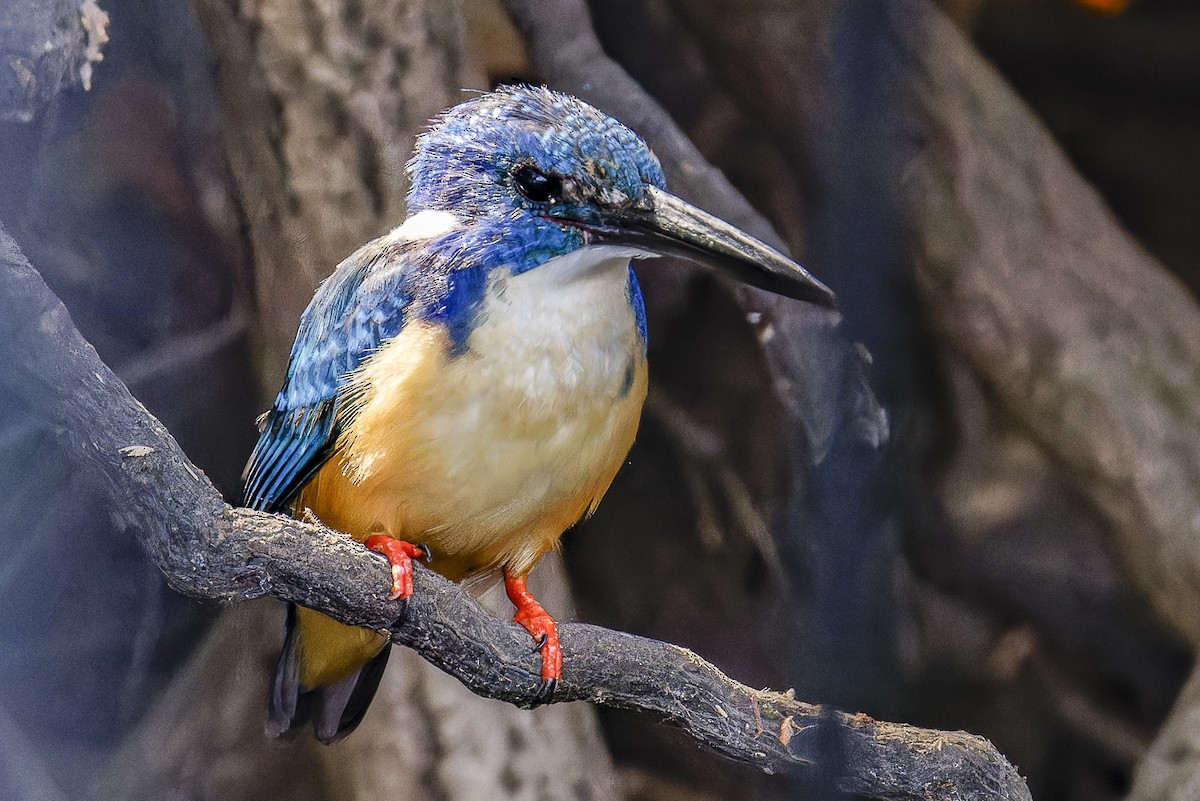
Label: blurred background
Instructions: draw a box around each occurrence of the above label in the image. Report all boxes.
[1,0,1198,799]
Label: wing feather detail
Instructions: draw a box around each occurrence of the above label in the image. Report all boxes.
[241,221,488,513]
[242,241,411,512]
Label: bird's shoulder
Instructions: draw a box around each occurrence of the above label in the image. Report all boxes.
[243,212,511,511]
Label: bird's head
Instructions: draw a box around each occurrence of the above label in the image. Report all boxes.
[407,85,835,307]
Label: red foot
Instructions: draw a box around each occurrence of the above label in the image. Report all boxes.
[504,570,561,703]
[364,535,424,600]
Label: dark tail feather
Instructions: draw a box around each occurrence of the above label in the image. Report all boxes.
[327,640,391,739]
[267,603,392,744]
[267,604,302,736]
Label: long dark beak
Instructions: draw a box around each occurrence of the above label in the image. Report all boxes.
[581,186,836,308]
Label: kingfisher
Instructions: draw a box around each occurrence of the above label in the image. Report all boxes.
[243,85,835,744]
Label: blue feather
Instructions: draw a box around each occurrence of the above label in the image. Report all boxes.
[242,232,499,510]
[627,265,647,353]
[243,241,409,512]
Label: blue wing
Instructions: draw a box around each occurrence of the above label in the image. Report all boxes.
[242,241,413,512]
[241,224,494,512]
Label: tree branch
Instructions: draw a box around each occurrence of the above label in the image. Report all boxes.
[894,0,1200,647]
[0,221,1027,799]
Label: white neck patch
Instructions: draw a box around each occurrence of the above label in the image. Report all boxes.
[382,210,462,244]
[523,244,657,285]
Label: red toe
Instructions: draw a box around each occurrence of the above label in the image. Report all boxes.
[364,535,424,600]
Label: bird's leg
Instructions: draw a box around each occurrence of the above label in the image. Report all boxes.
[364,535,425,600]
[503,569,562,704]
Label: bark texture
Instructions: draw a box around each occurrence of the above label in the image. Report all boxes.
[893,5,1200,797]
[0,0,108,122]
[189,0,474,380]
[895,2,1200,647]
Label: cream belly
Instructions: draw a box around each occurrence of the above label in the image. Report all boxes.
[299,247,649,581]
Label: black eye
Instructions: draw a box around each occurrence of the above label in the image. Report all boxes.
[511,165,563,203]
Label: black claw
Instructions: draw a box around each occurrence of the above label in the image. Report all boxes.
[388,596,411,631]
[531,677,558,707]
[418,543,433,563]
[531,632,548,652]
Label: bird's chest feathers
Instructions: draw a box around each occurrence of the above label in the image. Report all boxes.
[465,250,641,415]
[413,252,643,481]
[333,248,647,571]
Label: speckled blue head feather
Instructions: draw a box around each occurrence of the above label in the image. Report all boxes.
[405,87,665,277]
[409,85,666,219]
